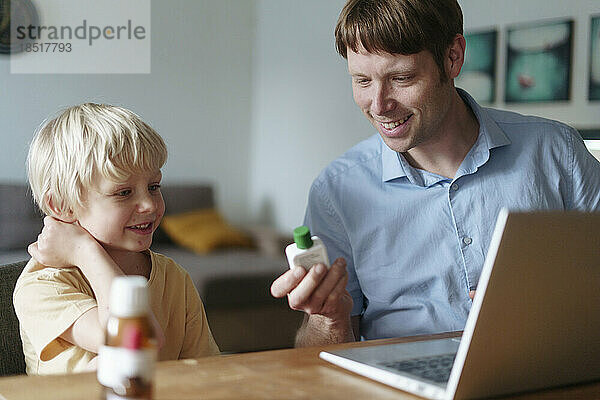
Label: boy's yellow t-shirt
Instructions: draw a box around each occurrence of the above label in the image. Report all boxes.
[13,251,219,375]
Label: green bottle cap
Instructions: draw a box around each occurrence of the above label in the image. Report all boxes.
[293,226,313,249]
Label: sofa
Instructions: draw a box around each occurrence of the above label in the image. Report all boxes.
[0,183,303,354]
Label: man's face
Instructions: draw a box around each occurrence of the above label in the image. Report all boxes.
[347,46,456,153]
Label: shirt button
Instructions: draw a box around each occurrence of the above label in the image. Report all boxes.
[451,183,459,191]
[463,237,473,246]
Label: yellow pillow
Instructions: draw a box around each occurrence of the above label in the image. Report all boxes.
[159,209,253,254]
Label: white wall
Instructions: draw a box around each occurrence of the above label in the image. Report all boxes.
[249,0,372,230]
[249,0,600,232]
[0,0,254,222]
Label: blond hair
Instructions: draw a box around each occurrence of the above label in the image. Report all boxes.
[335,0,463,78]
[27,103,167,215]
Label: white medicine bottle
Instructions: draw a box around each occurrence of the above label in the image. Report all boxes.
[97,276,157,400]
[285,226,330,270]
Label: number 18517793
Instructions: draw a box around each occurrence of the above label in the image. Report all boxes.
[24,42,72,52]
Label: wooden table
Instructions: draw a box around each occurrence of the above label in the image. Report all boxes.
[0,332,598,400]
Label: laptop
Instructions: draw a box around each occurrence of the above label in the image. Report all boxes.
[320,209,600,399]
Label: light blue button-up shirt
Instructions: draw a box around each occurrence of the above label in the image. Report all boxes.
[304,89,600,340]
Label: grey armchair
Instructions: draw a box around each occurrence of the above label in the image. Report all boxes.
[0,260,27,376]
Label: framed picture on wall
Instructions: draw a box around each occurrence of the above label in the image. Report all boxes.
[590,16,600,101]
[505,19,573,103]
[456,29,497,104]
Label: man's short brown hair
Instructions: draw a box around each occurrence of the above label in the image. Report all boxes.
[335,0,463,75]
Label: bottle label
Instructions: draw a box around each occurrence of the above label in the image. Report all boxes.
[97,345,156,391]
[294,251,327,268]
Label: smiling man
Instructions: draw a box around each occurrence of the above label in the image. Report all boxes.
[271,0,600,346]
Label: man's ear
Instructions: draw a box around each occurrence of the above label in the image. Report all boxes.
[44,192,77,223]
[446,34,466,80]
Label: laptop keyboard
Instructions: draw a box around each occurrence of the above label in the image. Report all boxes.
[378,353,456,384]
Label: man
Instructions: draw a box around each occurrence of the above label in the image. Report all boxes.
[271,0,600,347]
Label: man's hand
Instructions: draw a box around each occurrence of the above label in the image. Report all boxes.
[28,216,97,268]
[271,258,355,346]
[271,257,352,318]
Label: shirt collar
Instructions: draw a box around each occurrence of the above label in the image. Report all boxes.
[458,88,511,151]
[381,88,511,184]
[455,89,511,176]
[381,137,407,182]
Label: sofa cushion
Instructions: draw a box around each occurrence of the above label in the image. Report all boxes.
[150,244,287,301]
[154,184,214,244]
[160,209,253,254]
[0,261,28,375]
[161,184,214,212]
[0,185,43,250]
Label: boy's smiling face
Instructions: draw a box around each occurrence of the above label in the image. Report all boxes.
[74,169,165,255]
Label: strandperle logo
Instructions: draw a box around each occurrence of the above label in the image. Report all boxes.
[10,0,151,74]
[15,19,146,46]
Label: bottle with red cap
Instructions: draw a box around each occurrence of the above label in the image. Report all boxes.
[97,276,157,400]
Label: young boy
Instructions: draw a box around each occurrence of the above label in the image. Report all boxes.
[13,103,220,375]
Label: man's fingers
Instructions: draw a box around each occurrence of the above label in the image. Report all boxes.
[469,290,476,300]
[270,267,306,298]
[286,263,329,310]
[321,273,350,315]
[303,259,347,313]
[272,257,349,316]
